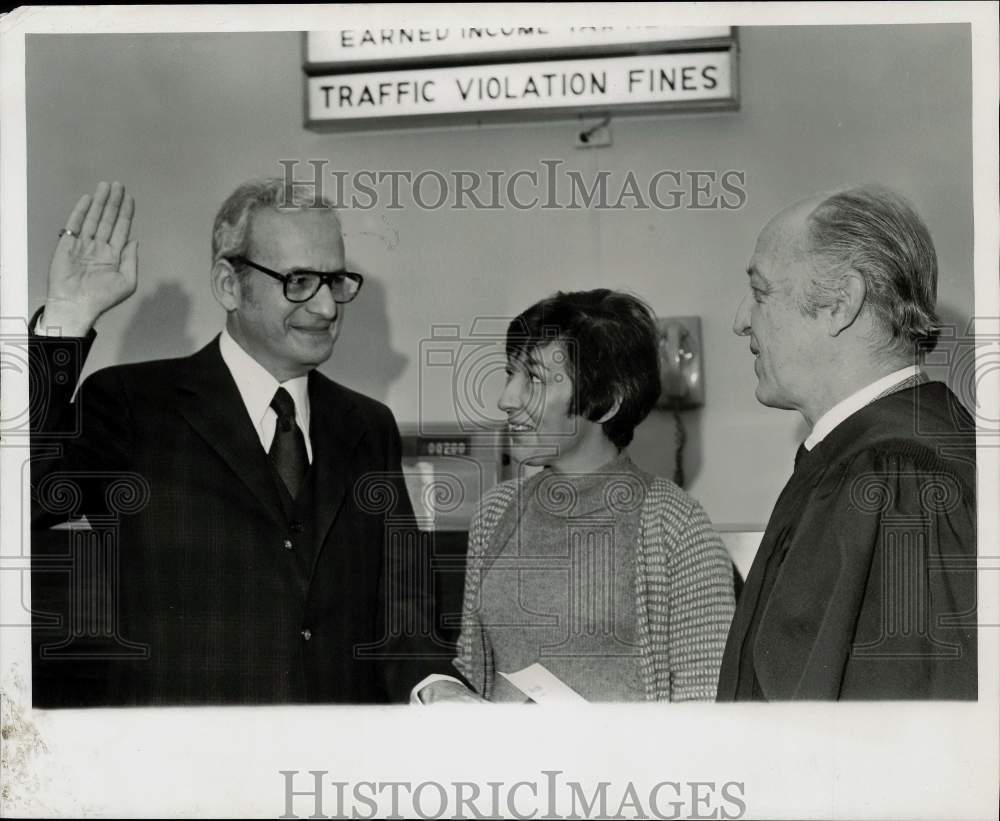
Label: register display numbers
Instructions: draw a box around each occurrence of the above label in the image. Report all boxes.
[405,436,471,458]
[421,438,469,457]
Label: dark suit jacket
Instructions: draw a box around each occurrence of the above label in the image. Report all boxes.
[30,331,449,705]
[717,381,977,700]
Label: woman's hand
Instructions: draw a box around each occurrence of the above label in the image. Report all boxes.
[417,680,487,704]
[42,180,138,336]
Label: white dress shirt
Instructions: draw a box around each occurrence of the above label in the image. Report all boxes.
[218,327,312,462]
[804,365,920,451]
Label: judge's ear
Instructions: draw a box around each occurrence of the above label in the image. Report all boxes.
[211,258,243,312]
[596,395,623,424]
[828,270,866,336]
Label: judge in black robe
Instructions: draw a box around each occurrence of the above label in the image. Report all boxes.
[719,185,977,701]
[717,379,976,700]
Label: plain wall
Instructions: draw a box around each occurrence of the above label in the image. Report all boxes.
[25,24,973,526]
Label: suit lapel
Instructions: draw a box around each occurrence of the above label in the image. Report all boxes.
[174,339,287,527]
[305,372,365,560]
[174,344,370,582]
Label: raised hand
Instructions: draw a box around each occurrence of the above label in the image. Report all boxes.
[41,181,138,336]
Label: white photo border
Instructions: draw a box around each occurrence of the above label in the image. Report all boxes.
[1,3,997,819]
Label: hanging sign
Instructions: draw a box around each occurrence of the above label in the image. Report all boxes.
[305,25,733,68]
[303,26,738,130]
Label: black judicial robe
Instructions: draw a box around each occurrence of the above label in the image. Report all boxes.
[717,381,977,700]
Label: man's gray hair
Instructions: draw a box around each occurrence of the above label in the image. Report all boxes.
[802,185,939,354]
[211,176,341,265]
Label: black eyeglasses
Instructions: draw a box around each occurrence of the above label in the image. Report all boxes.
[227,256,364,304]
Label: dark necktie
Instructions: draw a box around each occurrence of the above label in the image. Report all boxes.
[269,387,308,499]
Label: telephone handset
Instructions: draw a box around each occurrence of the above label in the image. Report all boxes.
[656,317,704,409]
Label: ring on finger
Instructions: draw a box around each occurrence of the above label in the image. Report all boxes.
[58,228,80,239]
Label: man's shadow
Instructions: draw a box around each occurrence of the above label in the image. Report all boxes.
[116,282,196,364]
[321,274,407,403]
[115,278,407,405]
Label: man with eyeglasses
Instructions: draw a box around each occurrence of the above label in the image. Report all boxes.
[30,177,445,705]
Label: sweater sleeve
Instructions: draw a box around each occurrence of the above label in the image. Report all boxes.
[452,482,515,696]
[663,494,737,702]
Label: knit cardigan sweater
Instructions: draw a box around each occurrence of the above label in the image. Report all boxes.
[453,459,736,701]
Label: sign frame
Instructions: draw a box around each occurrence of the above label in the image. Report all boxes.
[302,33,740,132]
[303,26,737,72]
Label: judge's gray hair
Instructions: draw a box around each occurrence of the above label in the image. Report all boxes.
[211,176,341,267]
[802,185,939,355]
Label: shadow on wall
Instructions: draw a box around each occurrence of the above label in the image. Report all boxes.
[116,282,196,365]
[113,276,408,403]
[320,274,408,404]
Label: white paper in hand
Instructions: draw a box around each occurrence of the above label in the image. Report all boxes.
[498,663,588,703]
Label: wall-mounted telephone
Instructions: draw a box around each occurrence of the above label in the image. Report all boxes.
[655,316,704,409]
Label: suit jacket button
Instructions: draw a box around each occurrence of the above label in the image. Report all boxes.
[301,628,312,641]
[283,539,293,550]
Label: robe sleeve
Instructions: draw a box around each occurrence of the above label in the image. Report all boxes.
[835,443,977,699]
[756,440,978,700]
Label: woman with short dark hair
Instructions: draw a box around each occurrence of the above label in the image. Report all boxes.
[418,290,734,703]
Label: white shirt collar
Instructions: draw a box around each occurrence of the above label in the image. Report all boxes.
[804,365,920,451]
[218,327,312,461]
